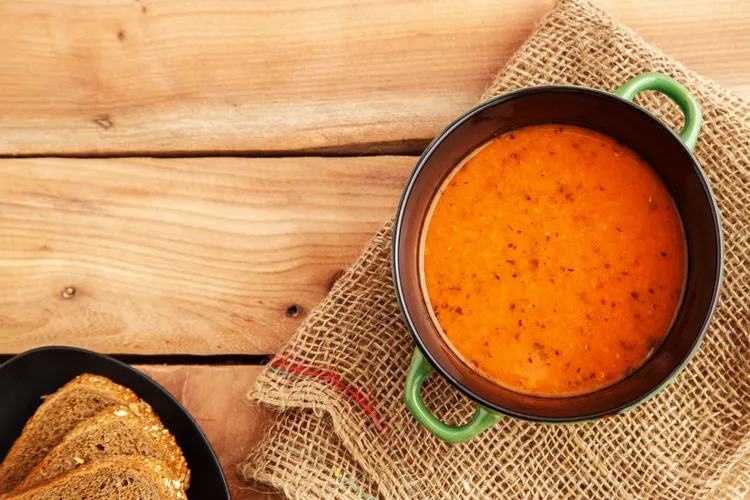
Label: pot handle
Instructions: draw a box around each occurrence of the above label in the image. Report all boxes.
[404,349,503,443]
[613,72,702,152]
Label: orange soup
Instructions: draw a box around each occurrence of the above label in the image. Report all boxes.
[421,124,686,397]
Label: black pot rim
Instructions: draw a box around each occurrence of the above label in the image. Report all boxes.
[392,85,724,422]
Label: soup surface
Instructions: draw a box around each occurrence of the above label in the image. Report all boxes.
[421,124,686,397]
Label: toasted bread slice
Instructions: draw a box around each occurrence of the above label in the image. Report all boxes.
[2,456,186,499]
[0,374,142,493]
[15,404,190,491]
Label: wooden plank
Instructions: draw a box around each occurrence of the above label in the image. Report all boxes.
[137,365,280,500]
[0,156,411,355]
[1,0,748,155]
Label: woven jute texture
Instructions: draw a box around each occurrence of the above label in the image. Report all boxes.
[240,0,750,498]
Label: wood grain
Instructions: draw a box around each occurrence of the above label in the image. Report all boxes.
[137,365,280,500]
[0,156,411,355]
[1,0,748,155]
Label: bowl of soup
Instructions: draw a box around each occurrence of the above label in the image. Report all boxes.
[393,72,723,443]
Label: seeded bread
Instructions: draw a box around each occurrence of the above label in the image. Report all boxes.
[2,456,186,499]
[15,404,190,491]
[0,374,142,493]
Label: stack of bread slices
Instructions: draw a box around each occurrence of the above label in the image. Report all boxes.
[0,374,190,499]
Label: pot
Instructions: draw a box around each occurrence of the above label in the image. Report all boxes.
[392,72,723,443]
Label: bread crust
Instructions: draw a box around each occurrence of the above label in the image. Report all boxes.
[2,456,187,499]
[15,403,190,491]
[0,374,141,492]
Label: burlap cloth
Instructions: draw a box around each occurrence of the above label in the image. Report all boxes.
[240,0,750,498]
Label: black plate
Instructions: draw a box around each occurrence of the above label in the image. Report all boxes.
[0,346,230,499]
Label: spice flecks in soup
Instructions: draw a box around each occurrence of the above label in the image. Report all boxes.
[421,125,685,397]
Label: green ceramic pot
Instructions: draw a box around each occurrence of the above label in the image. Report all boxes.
[392,73,723,444]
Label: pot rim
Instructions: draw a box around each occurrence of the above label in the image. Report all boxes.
[392,84,724,422]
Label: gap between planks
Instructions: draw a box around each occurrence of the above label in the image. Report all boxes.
[0,139,432,158]
[0,353,273,366]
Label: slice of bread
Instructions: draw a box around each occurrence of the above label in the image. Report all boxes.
[2,456,186,499]
[14,404,190,491]
[0,374,142,493]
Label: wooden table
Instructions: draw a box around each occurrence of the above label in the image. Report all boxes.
[0,0,747,498]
